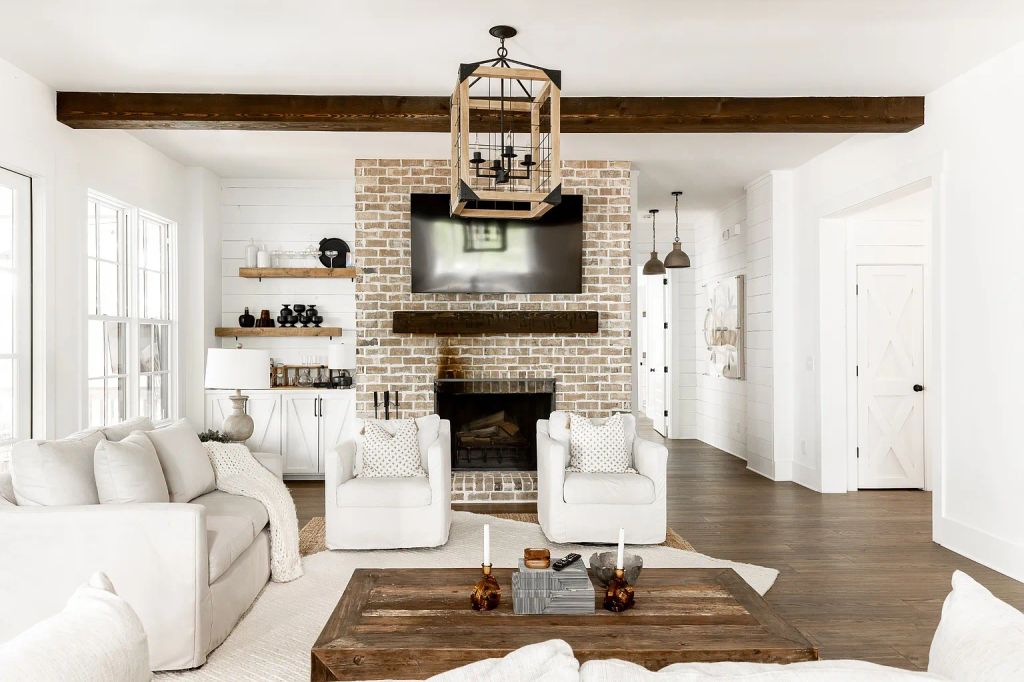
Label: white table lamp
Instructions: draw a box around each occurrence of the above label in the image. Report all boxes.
[204,348,270,442]
[328,341,356,388]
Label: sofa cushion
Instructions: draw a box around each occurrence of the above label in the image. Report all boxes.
[192,491,270,583]
[336,476,432,508]
[580,658,940,680]
[101,417,155,442]
[928,570,1024,681]
[563,472,655,505]
[94,432,169,504]
[0,572,150,682]
[357,419,427,478]
[0,463,14,505]
[145,419,217,502]
[11,430,107,506]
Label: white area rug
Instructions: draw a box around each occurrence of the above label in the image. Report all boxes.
[159,511,778,681]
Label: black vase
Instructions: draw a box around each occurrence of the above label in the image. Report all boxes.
[238,307,256,328]
[279,304,294,327]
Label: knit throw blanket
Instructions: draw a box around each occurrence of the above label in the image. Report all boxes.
[202,442,303,582]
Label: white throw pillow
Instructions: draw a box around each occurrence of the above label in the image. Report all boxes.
[429,639,579,682]
[0,572,150,682]
[566,413,632,474]
[928,570,1024,681]
[10,430,107,506]
[549,411,636,453]
[581,658,939,680]
[101,416,155,442]
[357,419,427,478]
[144,419,216,502]
[94,432,170,504]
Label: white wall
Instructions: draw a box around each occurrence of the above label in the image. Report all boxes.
[785,41,1024,580]
[0,56,206,436]
[694,198,747,456]
[219,179,356,365]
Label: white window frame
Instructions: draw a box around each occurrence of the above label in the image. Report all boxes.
[0,167,32,458]
[85,191,178,428]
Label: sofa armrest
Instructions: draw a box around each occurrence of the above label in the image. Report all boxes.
[0,503,210,670]
[426,420,452,499]
[325,440,356,509]
[633,436,668,500]
[537,427,569,496]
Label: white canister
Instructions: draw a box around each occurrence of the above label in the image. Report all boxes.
[256,244,271,268]
[244,239,258,268]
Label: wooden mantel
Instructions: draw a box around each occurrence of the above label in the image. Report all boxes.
[392,310,599,334]
[56,93,925,133]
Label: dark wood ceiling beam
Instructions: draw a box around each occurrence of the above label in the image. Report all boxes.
[56,92,924,133]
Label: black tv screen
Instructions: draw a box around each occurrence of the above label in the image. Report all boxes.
[410,194,583,294]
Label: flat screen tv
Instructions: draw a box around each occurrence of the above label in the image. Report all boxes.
[410,193,583,294]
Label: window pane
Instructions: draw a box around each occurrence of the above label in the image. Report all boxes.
[87,320,104,377]
[145,270,163,318]
[0,358,13,443]
[87,258,97,316]
[87,201,96,259]
[104,321,126,375]
[88,378,105,426]
[0,269,12,355]
[106,377,126,424]
[139,374,151,419]
[155,373,168,421]
[142,219,163,270]
[154,324,168,372]
[97,203,120,262]
[0,186,12,267]
[139,323,153,372]
[98,261,120,316]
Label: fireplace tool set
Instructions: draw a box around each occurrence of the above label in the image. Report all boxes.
[372,391,400,419]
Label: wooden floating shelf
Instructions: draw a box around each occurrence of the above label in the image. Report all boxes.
[239,267,359,279]
[215,327,343,338]
[392,311,599,335]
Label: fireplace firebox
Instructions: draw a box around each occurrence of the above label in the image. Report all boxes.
[434,378,556,471]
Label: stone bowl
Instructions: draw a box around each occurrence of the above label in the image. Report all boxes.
[589,551,643,587]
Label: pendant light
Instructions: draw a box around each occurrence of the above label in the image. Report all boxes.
[642,209,666,276]
[664,190,691,269]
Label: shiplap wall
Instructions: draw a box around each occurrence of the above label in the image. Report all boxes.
[743,175,775,477]
[220,178,356,365]
[694,196,748,456]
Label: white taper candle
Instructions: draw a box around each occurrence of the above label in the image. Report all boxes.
[483,523,490,565]
[616,527,625,569]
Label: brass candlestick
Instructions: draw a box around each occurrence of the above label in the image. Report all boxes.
[602,567,635,612]
[470,564,501,611]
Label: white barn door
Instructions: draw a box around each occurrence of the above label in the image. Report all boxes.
[645,275,667,436]
[857,264,925,489]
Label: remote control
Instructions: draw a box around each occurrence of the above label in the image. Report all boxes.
[552,553,581,571]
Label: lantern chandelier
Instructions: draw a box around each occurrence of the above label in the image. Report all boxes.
[450,25,562,219]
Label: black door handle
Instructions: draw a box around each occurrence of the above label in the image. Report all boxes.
[913,384,924,392]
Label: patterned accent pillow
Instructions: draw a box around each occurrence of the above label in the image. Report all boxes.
[357,419,427,478]
[566,413,633,474]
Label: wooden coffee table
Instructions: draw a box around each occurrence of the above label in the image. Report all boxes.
[311,567,817,681]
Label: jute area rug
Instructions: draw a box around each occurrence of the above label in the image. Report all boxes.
[298,512,695,556]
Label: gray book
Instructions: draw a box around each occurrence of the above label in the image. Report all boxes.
[512,558,595,615]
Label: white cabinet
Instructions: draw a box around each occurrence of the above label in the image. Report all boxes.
[205,389,355,479]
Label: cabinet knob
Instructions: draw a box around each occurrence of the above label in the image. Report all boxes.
[913,384,924,392]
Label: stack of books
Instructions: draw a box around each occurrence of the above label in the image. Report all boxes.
[512,557,595,615]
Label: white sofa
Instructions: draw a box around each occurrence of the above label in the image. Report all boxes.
[325,416,452,550]
[537,412,668,544]
[0,419,275,671]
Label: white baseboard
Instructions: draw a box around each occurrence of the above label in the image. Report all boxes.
[791,460,823,492]
[934,515,1024,583]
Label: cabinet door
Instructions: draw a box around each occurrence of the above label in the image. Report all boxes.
[282,394,321,475]
[318,392,356,472]
[206,392,282,454]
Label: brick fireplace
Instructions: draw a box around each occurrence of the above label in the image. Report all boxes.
[354,159,633,427]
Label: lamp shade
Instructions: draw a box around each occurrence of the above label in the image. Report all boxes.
[204,348,271,390]
[328,342,357,370]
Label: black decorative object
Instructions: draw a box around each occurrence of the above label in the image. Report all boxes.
[318,237,350,269]
[238,307,256,328]
[278,304,295,327]
[255,310,274,328]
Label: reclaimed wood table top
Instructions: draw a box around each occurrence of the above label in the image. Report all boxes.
[311,567,817,681]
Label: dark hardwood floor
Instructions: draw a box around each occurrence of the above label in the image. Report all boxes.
[286,428,1024,671]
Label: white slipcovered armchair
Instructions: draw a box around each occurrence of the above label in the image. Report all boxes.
[325,416,452,550]
[537,412,667,544]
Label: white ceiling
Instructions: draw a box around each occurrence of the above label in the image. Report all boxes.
[2,0,1022,95]
[5,0,1023,210]
[129,130,849,210]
